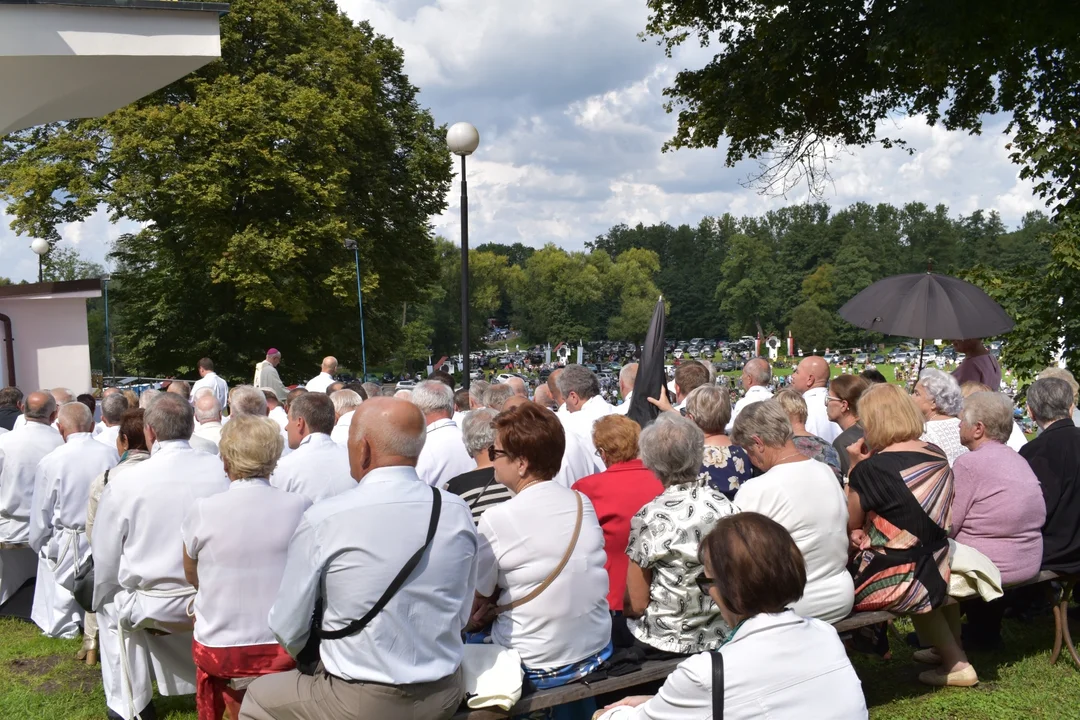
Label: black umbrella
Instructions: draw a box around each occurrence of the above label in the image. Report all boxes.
[838,273,1014,340]
[627,296,666,428]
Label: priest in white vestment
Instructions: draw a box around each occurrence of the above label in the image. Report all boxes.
[253,349,288,402]
[0,392,63,605]
[556,364,617,472]
[411,381,474,488]
[92,394,229,720]
[29,402,117,638]
[270,393,355,504]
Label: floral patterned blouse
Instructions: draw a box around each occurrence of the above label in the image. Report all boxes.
[625,479,738,654]
[699,444,753,500]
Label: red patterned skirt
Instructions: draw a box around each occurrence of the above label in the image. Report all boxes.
[192,639,295,720]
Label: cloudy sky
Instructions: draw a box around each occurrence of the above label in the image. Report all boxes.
[0,0,1044,282]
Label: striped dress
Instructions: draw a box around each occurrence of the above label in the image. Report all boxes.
[849,447,954,614]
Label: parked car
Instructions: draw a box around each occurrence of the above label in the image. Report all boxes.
[873,355,885,364]
[395,379,417,390]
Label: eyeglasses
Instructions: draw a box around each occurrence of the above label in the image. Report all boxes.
[488,446,511,462]
[594,448,605,457]
[825,396,843,406]
[695,572,715,595]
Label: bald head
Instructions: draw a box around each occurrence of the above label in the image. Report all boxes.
[501,395,529,412]
[194,393,222,423]
[505,376,528,398]
[58,401,94,437]
[547,369,564,405]
[742,357,772,388]
[103,387,121,398]
[321,356,338,374]
[348,397,427,481]
[794,356,830,393]
[24,391,57,424]
[533,384,555,410]
[51,387,74,405]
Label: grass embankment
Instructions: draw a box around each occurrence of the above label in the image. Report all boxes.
[2,612,1078,719]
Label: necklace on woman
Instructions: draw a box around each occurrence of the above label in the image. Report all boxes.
[774,452,803,465]
[516,479,543,494]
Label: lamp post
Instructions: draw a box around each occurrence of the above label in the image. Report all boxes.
[102,274,114,379]
[447,122,480,391]
[30,237,49,282]
[343,238,368,381]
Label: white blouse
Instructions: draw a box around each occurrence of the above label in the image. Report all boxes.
[921,418,969,466]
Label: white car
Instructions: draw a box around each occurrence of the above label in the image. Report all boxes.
[494,373,523,384]
[395,379,417,390]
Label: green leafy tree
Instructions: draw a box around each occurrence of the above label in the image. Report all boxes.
[41,246,104,282]
[605,248,666,342]
[511,245,605,343]
[715,233,778,338]
[789,301,835,352]
[0,0,450,380]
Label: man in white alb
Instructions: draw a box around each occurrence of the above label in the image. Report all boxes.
[95,393,130,461]
[556,364,617,472]
[190,358,229,411]
[192,393,224,447]
[727,357,774,432]
[92,393,229,720]
[330,389,363,447]
[0,392,63,606]
[271,392,355,504]
[265,391,289,431]
[411,381,474,488]
[239,398,477,720]
[254,349,288,403]
[791,355,842,443]
[613,363,638,414]
[29,402,117,638]
[304,356,338,393]
[94,388,121,435]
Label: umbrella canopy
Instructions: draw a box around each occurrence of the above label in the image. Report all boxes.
[627,297,666,428]
[838,273,1014,340]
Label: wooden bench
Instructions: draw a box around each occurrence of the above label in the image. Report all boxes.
[453,570,1077,719]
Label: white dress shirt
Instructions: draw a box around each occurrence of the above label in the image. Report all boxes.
[614,391,633,415]
[92,440,229,624]
[330,411,354,447]
[561,395,618,473]
[193,421,223,446]
[95,424,121,459]
[191,371,229,410]
[734,459,854,623]
[803,387,842,443]
[599,611,868,720]
[0,422,64,543]
[269,466,478,684]
[93,420,105,437]
[304,372,335,393]
[727,385,773,433]
[268,405,289,431]
[189,432,221,456]
[270,433,356,504]
[551,428,595,489]
[1007,421,1028,452]
[476,482,611,669]
[182,478,309,647]
[416,417,475,488]
[30,433,118,586]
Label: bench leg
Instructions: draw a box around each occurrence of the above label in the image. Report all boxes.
[1050,579,1080,669]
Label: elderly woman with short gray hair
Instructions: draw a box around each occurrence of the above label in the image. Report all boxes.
[730,399,854,623]
[625,413,737,655]
[445,408,512,524]
[684,385,753,500]
[913,368,968,465]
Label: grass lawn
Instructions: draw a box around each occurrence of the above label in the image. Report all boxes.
[2,612,1078,720]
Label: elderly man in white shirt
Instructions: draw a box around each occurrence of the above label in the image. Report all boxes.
[92,393,229,720]
[29,402,117,638]
[11,387,72,432]
[271,392,355,504]
[727,357,774,432]
[94,392,129,460]
[192,392,224,447]
[0,392,63,606]
[304,356,338,393]
[239,398,478,720]
[791,356,842,443]
[329,389,363,447]
[411,381,474,488]
[614,363,638,414]
[556,364,617,472]
[190,358,229,411]
[264,391,289,431]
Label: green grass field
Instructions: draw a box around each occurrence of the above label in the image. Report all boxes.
[2,612,1078,720]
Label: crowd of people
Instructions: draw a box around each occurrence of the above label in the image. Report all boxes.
[0,343,1076,720]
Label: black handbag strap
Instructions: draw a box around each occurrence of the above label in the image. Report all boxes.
[711,650,724,719]
[319,486,441,640]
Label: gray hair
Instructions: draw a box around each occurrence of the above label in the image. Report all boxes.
[194,393,222,423]
[744,357,772,386]
[962,392,1015,444]
[730,399,794,448]
[58,401,94,433]
[51,387,75,405]
[145,392,195,441]
[361,382,382,400]
[638,413,705,487]
[684,385,732,435]
[289,391,336,435]
[469,380,490,405]
[482,383,514,411]
[167,380,191,399]
[411,380,455,415]
[1027,377,1075,425]
[330,389,363,416]
[461,408,499,457]
[394,389,413,400]
[918,368,964,416]
[556,364,600,401]
[619,363,639,390]
[139,389,160,410]
[101,393,130,424]
[24,391,57,421]
[231,385,269,417]
[1038,366,1079,404]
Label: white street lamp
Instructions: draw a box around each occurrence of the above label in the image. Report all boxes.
[447,122,480,390]
[30,237,49,282]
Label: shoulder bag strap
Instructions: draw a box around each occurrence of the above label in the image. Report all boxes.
[103,469,111,486]
[711,650,724,719]
[320,486,442,640]
[494,490,583,614]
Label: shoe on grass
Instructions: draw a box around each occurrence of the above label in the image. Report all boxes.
[912,648,942,665]
[918,664,978,687]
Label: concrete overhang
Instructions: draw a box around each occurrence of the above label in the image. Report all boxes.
[1,0,229,136]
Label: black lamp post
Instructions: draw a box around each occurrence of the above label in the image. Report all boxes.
[447,122,480,390]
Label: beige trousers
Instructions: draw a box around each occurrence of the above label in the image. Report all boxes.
[238,666,463,720]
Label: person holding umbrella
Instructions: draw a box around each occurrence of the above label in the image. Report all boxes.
[951,339,1001,390]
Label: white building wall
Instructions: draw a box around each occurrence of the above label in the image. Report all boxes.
[0,297,92,394]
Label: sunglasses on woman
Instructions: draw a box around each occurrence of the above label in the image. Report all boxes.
[488,445,511,462]
[695,571,715,595]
